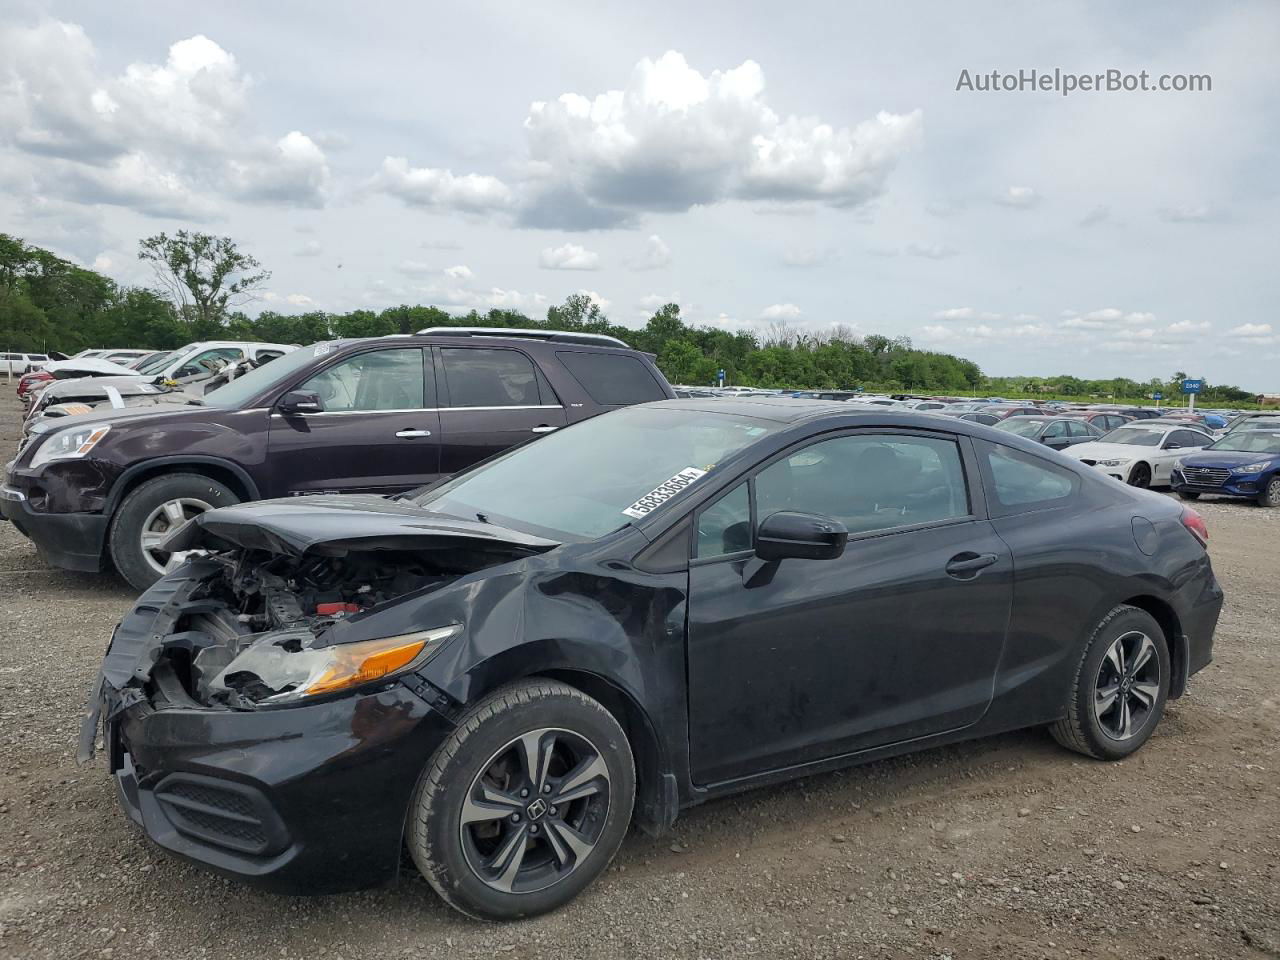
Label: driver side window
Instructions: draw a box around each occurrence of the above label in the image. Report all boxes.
[298,349,427,412]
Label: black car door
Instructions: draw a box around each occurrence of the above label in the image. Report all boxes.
[685,429,1013,786]
[434,346,568,475]
[266,346,442,496]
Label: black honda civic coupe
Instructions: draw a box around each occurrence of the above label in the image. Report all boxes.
[81,398,1224,919]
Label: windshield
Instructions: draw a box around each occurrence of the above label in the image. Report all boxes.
[1097,427,1163,447]
[413,405,779,539]
[133,350,173,373]
[203,345,314,407]
[996,418,1047,437]
[1208,432,1280,455]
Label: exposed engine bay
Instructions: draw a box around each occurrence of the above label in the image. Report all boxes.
[153,545,509,709]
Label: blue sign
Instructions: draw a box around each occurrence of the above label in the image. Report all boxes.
[1152,392,1163,401]
[1181,379,1203,395]
[717,369,725,380]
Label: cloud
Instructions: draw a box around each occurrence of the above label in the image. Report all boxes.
[1159,203,1220,223]
[1227,323,1273,338]
[632,234,672,270]
[295,239,322,257]
[515,51,921,228]
[539,242,600,270]
[905,241,958,260]
[932,306,1001,321]
[0,21,330,214]
[285,293,314,306]
[996,185,1040,209]
[370,157,512,213]
[443,264,473,279]
[759,303,802,321]
[1060,307,1157,329]
[1167,320,1211,333]
[781,246,838,268]
[1078,205,1110,227]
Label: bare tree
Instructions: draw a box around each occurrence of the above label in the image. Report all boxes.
[138,231,270,327]
[762,321,799,348]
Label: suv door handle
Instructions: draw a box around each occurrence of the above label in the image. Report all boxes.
[945,552,999,578]
[531,425,558,434]
[395,429,432,439]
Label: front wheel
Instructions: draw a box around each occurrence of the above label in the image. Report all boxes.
[108,473,239,591]
[1257,476,1280,508]
[1051,605,1170,760]
[407,680,635,920]
[1176,490,1201,501]
[1127,462,1152,488]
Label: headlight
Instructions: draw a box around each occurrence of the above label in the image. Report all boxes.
[210,623,462,705]
[1236,461,1272,473]
[1095,458,1125,467]
[28,423,111,469]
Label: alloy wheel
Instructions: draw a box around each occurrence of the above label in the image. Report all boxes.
[1128,463,1151,488]
[139,496,212,576]
[459,727,611,894]
[1093,631,1162,740]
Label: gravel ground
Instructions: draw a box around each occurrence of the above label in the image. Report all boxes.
[1,393,1277,960]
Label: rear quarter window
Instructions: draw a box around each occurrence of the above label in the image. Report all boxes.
[555,351,667,405]
[979,440,1081,515]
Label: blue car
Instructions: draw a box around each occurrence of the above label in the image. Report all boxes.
[1172,429,1280,506]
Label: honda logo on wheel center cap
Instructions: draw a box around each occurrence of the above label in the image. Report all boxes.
[526,798,548,820]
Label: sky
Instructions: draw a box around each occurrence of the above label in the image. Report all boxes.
[1,0,1277,388]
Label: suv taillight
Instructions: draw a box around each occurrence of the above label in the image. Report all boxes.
[1181,506,1209,548]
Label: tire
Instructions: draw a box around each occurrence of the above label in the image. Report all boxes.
[1176,491,1201,501]
[407,679,635,920]
[1256,476,1280,508]
[1127,462,1152,488]
[1050,605,1170,761]
[108,473,239,591]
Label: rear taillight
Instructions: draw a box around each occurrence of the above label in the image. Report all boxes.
[1181,506,1209,548]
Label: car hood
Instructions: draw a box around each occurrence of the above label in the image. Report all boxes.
[1064,441,1153,460]
[161,494,562,557]
[44,358,140,378]
[27,398,210,434]
[1178,450,1280,469]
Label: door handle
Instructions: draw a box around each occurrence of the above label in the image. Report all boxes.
[395,429,432,439]
[945,552,999,578]
[530,425,558,434]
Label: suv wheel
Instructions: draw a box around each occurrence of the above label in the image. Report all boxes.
[1051,605,1169,760]
[109,473,239,591]
[407,679,635,920]
[1257,476,1280,508]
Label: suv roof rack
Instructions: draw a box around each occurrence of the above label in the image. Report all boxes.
[414,326,630,348]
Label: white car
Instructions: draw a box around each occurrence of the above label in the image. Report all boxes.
[1,351,51,375]
[1064,422,1215,488]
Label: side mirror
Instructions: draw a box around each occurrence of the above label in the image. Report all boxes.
[278,390,323,415]
[1164,441,1181,450]
[755,511,848,563]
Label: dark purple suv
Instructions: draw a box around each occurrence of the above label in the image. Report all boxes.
[1,328,674,589]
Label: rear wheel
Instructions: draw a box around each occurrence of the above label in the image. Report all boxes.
[1257,476,1280,508]
[1127,462,1152,488]
[407,679,635,920]
[1176,491,1201,501]
[109,473,239,591]
[1051,605,1169,760]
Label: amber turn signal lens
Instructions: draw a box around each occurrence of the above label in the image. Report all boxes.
[307,636,428,696]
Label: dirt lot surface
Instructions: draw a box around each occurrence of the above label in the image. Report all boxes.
[1,392,1277,960]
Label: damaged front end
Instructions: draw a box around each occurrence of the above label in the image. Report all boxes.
[81,496,558,731]
[77,496,559,892]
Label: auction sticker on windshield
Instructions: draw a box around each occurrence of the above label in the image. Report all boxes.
[622,467,707,519]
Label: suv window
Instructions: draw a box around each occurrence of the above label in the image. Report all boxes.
[301,348,426,411]
[556,351,666,405]
[755,434,969,536]
[176,348,243,379]
[983,442,1079,511]
[695,482,752,558]
[441,347,546,407]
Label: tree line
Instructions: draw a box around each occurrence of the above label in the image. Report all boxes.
[0,231,1258,401]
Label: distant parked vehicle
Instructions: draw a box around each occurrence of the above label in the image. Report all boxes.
[1,352,51,376]
[1172,429,1280,506]
[1062,411,1134,432]
[979,405,1044,420]
[995,416,1103,450]
[1064,423,1214,488]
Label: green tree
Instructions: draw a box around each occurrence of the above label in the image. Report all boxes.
[138,231,270,328]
